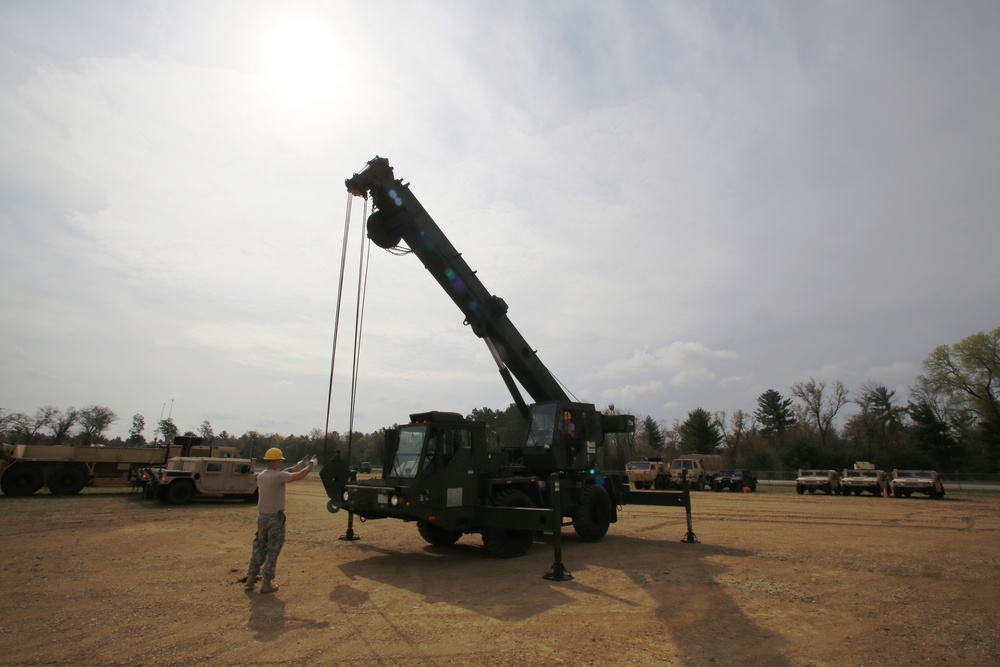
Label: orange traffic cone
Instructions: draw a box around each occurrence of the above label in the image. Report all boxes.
[743,485,749,494]
[884,485,890,498]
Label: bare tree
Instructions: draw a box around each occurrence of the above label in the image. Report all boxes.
[725,410,752,462]
[0,407,13,438]
[791,378,848,449]
[49,407,80,445]
[199,420,215,442]
[78,405,119,445]
[11,407,58,445]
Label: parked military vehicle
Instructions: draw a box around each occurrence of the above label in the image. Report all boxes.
[144,456,258,505]
[0,435,235,497]
[890,470,945,499]
[713,469,758,492]
[795,469,842,495]
[840,462,889,496]
[321,157,696,578]
[626,457,669,489]
[668,454,724,491]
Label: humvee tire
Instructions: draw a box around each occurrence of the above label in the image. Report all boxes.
[163,480,196,506]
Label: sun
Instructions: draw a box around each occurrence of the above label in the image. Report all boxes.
[261,21,340,106]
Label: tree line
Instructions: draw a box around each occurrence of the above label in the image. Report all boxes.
[631,327,999,475]
[4,327,997,474]
[0,406,386,470]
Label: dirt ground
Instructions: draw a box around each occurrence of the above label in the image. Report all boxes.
[1,478,998,667]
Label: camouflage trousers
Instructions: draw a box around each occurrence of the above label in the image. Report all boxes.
[247,510,286,581]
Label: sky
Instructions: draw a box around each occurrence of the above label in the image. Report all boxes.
[2,0,999,442]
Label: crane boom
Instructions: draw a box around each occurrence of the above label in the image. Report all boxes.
[346,156,568,409]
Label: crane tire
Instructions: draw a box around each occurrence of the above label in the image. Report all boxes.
[482,488,535,558]
[573,483,612,542]
[417,521,462,547]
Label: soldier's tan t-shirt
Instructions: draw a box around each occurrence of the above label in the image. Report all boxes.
[256,469,293,514]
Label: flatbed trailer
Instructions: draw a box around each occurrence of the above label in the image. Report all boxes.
[0,436,236,496]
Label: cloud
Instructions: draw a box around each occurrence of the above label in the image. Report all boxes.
[2,1,999,439]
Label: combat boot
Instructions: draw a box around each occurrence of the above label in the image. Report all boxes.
[260,578,279,594]
[244,574,257,590]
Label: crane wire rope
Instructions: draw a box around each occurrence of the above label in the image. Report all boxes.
[345,198,372,465]
[322,193,366,462]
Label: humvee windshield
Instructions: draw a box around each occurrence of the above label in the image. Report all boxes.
[863,472,878,478]
[671,460,695,470]
[917,471,933,478]
[626,462,652,471]
[896,471,914,478]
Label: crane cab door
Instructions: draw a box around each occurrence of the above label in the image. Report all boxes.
[420,426,477,511]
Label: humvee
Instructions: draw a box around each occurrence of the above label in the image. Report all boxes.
[840,462,889,496]
[795,469,841,495]
[146,457,258,505]
[890,470,945,499]
[713,469,758,492]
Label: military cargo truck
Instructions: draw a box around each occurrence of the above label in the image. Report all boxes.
[625,457,669,489]
[668,454,724,491]
[0,436,235,496]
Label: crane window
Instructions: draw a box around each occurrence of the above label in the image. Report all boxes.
[390,427,426,479]
[422,428,472,474]
[527,404,558,448]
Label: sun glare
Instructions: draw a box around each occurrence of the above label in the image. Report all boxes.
[261,21,340,106]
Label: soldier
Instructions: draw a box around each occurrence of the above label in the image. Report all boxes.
[244,447,313,594]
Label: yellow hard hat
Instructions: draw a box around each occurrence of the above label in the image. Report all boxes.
[263,447,284,461]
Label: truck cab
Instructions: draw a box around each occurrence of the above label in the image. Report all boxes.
[626,457,667,490]
[668,455,724,491]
